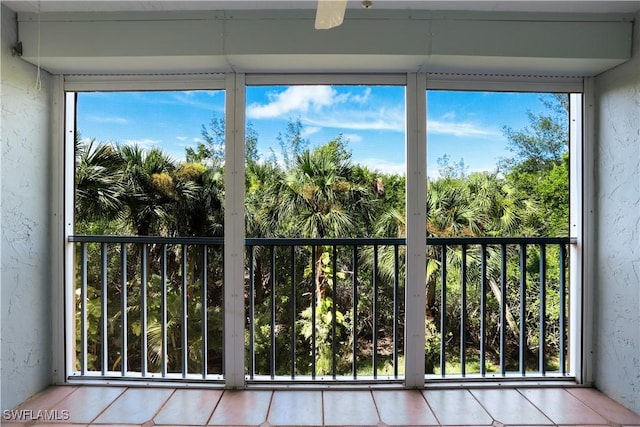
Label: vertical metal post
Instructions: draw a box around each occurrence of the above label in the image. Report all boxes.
[249,246,255,379]
[181,245,188,378]
[440,244,447,378]
[404,72,427,387]
[520,244,527,376]
[223,72,247,387]
[352,245,358,379]
[161,244,168,377]
[460,244,467,377]
[270,246,276,379]
[372,244,379,379]
[499,243,507,376]
[80,242,88,376]
[63,91,78,381]
[311,246,317,379]
[559,244,567,375]
[290,245,296,379]
[120,243,128,376]
[331,245,337,379]
[393,244,400,379]
[201,245,208,378]
[480,244,487,377]
[100,243,108,376]
[140,244,148,377]
[539,244,546,376]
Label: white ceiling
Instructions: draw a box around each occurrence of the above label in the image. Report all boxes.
[4,0,640,14]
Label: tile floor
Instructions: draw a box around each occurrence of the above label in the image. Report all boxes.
[3,385,639,427]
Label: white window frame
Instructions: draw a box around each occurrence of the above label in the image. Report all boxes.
[424,73,587,382]
[55,72,589,387]
[60,74,229,383]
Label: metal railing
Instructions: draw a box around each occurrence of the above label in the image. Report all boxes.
[68,235,573,383]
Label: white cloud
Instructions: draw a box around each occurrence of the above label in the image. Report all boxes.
[247,86,337,119]
[358,158,406,176]
[122,138,159,148]
[343,133,363,143]
[428,120,500,138]
[442,111,456,120]
[89,115,129,124]
[247,86,405,133]
[192,137,204,143]
[176,136,188,141]
[305,106,405,132]
[301,126,321,138]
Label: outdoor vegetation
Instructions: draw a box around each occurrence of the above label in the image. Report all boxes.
[74,92,570,379]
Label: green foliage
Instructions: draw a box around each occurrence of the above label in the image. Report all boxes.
[75,92,570,378]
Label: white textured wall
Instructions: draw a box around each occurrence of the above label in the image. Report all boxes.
[1,4,53,411]
[593,12,640,414]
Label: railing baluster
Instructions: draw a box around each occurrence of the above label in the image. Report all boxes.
[332,245,337,379]
[249,245,255,379]
[559,243,567,375]
[100,243,108,376]
[311,246,317,380]
[69,235,574,382]
[460,244,467,377]
[352,245,358,379]
[201,245,208,378]
[80,242,88,376]
[520,244,527,376]
[480,244,487,377]
[539,243,546,376]
[140,243,148,377]
[393,244,400,379]
[290,245,296,379]
[181,245,188,378]
[161,244,168,377]
[440,244,447,378]
[373,244,378,379]
[499,243,506,376]
[120,243,128,376]
[270,245,276,379]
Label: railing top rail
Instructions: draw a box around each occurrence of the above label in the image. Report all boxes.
[69,234,575,246]
[68,235,226,245]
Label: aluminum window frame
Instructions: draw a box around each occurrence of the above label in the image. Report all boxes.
[57,72,589,387]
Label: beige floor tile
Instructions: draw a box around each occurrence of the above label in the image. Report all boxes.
[154,389,223,425]
[470,389,553,425]
[372,390,439,426]
[423,389,493,425]
[11,386,78,412]
[323,391,379,426]
[49,386,126,424]
[566,388,640,425]
[518,388,608,425]
[208,390,272,426]
[92,388,174,425]
[267,391,323,426]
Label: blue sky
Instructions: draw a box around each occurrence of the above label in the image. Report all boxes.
[76,86,553,178]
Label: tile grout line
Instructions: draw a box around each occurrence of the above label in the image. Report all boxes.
[563,386,618,425]
[514,387,556,426]
[87,386,128,425]
[418,390,443,426]
[263,390,275,426]
[467,388,497,425]
[149,387,178,426]
[369,390,383,426]
[321,390,325,427]
[204,389,225,426]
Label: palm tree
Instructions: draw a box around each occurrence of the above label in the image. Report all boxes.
[118,145,178,236]
[75,138,125,224]
[274,139,375,305]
